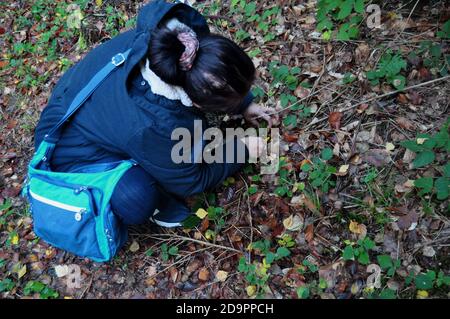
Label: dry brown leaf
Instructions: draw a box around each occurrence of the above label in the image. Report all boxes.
[328,112,343,130]
[305,224,314,243]
[396,117,415,131]
[198,267,210,281]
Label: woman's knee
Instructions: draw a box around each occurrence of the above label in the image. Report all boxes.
[110,166,159,225]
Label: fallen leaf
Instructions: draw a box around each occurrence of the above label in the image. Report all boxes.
[396,210,418,231]
[396,117,415,131]
[283,215,304,232]
[17,264,27,279]
[198,267,210,281]
[54,265,69,278]
[147,265,157,277]
[336,164,349,176]
[304,224,314,243]
[246,285,256,297]
[129,241,140,252]
[417,290,428,299]
[349,221,367,240]
[195,208,208,219]
[11,233,19,245]
[294,86,310,99]
[416,137,427,145]
[385,142,395,152]
[215,270,228,282]
[329,112,343,130]
[422,246,435,258]
[362,149,391,167]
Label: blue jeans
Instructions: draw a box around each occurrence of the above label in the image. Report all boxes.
[110,165,188,225]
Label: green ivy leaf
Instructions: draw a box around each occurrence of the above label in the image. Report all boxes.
[414,177,434,195]
[343,246,354,260]
[276,247,291,259]
[415,273,434,290]
[321,148,334,161]
[358,251,370,265]
[182,214,201,229]
[377,255,393,270]
[168,246,179,256]
[390,74,406,90]
[379,288,396,299]
[354,0,365,14]
[296,286,310,299]
[435,176,449,200]
[266,252,276,264]
[337,0,354,20]
[413,150,435,168]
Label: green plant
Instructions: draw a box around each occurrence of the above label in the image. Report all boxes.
[274,158,298,197]
[296,278,328,299]
[342,237,375,265]
[367,50,407,90]
[277,234,296,248]
[0,278,15,293]
[238,239,292,297]
[302,148,337,193]
[409,41,450,76]
[316,0,366,40]
[160,243,179,262]
[231,1,280,42]
[413,270,450,290]
[401,119,449,200]
[437,19,450,39]
[268,62,301,91]
[23,281,59,299]
[377,255,400,277]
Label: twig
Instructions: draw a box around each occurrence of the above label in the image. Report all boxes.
[147,233,243,254]
[305,75,450,129]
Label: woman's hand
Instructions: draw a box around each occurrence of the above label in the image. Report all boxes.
[243,103,280,128]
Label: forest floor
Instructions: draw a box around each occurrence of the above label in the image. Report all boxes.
[0,0,449,299]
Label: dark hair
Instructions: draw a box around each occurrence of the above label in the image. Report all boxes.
[147,27,255,113]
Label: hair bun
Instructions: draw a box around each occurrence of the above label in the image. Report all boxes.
[148,27,186,86]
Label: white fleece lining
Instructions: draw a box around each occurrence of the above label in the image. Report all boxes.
[140,18,194,107]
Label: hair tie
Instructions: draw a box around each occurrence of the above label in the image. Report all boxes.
[177,30,199,71]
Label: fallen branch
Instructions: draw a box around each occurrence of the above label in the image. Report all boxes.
[148,233,243,254]
[305,75,450,129]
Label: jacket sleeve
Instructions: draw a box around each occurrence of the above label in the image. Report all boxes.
[125,126,249,198]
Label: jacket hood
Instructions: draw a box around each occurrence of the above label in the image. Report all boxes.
[125,0,209,76]
[137,0,209,36]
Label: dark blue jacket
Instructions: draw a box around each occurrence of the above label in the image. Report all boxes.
[34,0,253,198]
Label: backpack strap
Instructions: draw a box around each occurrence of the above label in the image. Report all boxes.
[44,49,132,143]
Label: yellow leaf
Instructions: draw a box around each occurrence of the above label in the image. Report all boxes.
[385,142,395,152]
[11,233,19,245]
[17,264,27,279]
[205,229,215,241]
[95,0,103,7]
[246,285,256,297]
[129,240,140,252]
[349,220,367,239]
[349,220,361,234]
[216,270,228,282]
[416,138,428,145]
[195,208,208,219]
[338,164,349,175]
[417,290,428,299]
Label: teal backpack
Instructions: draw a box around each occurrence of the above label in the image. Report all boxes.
[22,50,135,262]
